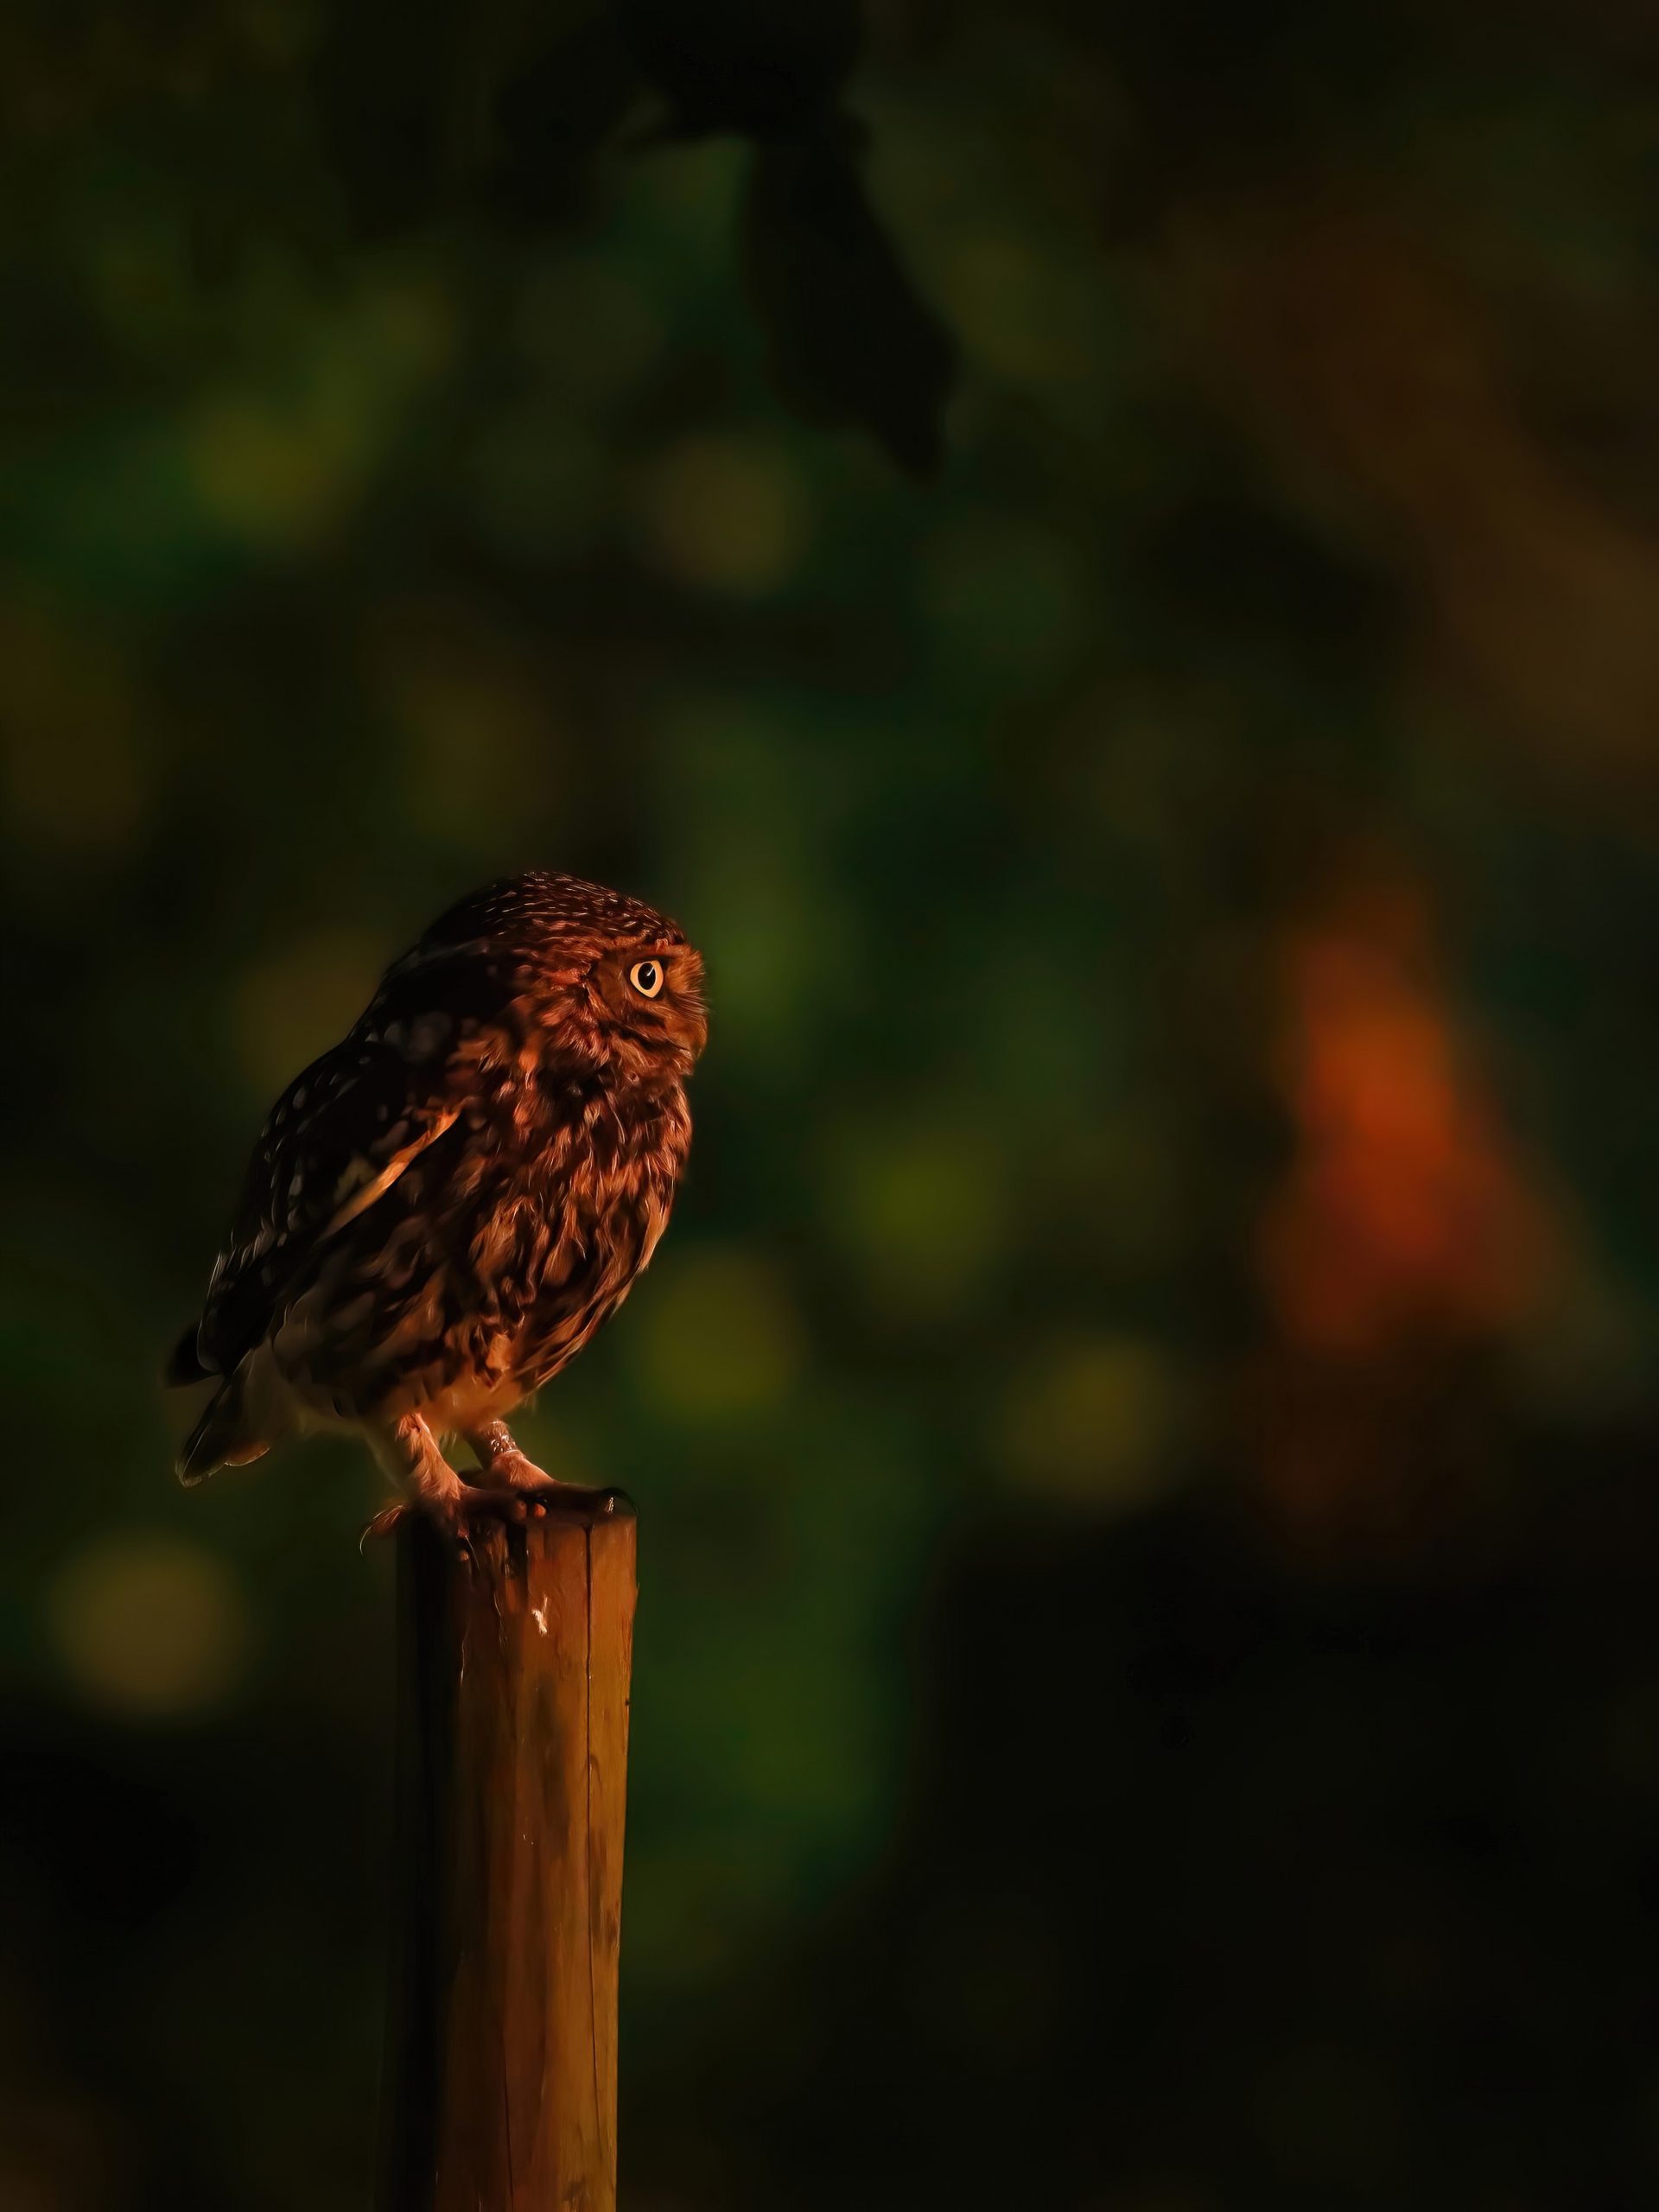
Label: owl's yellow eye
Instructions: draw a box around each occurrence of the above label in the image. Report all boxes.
[628,958,665,999]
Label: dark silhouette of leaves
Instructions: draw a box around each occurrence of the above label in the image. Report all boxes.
[620,0,861,139]
[741,124,957,475]
[314,0,958,464]
[490,10,645,225]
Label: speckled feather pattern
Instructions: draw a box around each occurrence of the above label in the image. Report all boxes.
[168,872,706,1482]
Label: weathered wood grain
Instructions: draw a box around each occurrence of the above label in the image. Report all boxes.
[377,1492,637,2212]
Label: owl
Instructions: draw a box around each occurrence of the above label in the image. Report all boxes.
[165,872,707,1536]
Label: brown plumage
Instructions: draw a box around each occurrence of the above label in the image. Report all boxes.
[166,871,707,1533]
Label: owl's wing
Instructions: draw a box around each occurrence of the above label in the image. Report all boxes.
[191,923,537,1373]
[174,904,540,1382]
[184,1029,474,1378]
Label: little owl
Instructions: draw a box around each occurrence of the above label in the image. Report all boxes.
[165,872,707,1535]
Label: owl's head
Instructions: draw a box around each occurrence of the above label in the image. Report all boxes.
[410,869,708,1086]
[563,914,709,1086]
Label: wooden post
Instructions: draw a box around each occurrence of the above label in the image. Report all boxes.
[376,1491,638,2212]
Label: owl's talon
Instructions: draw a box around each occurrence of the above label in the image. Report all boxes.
[443,1480,541,1535]
[361,1477,550,1553]
[499,1462,563,1499]
[360,1503,409,1548]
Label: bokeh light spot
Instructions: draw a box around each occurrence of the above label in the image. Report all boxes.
[941,230,1108,385]
[188,397,351,545]
[823,1114,1014,1319]
[633,1248,805,1422]
[998,1334,1185,1509]
[634,435,811,595]
[45,1535,252,1719]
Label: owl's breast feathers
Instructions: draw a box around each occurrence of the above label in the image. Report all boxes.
[173,932,691,1445]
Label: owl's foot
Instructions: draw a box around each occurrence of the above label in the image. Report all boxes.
[480,1452,568,1501]
[465,1421,572,1503]
[359,1480,551,1554]
[360,1414,572,1554]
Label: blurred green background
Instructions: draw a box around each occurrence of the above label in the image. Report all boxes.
[7,3,1659,2207]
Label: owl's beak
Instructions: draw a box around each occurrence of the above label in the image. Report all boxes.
[680,990,709,1065]
[675,956,709,1065]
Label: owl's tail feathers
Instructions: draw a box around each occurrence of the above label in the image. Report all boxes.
[176,1377,270,1485]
